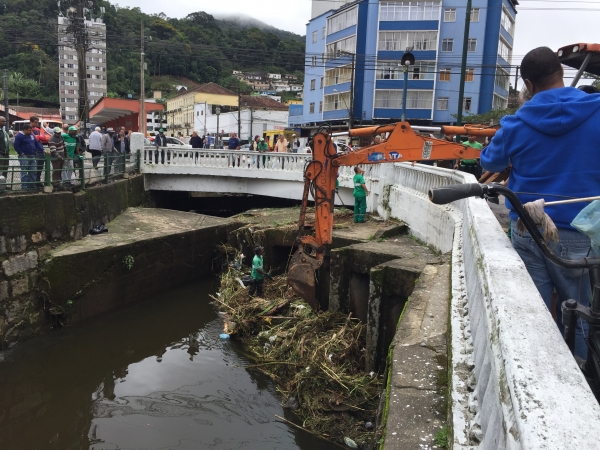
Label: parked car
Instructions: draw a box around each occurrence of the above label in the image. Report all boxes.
[147,136,192,149]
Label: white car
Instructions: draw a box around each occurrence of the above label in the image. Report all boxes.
[148,136,192,149]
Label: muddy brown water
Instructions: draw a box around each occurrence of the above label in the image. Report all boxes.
[0,278,331,450]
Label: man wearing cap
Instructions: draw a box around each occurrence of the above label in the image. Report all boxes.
[89,126,103,169]
[292,134,300,153]
[257,137,269,169]
[61,126,80,184]
[249,246,270,300]
[48,127,65,184]
[154,128,168,164]
[101,128,117,174]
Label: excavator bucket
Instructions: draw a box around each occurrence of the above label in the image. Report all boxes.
[287,249,320,311]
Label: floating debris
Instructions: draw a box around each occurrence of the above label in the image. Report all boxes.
[211,268,381,445]
[344,436,358,448]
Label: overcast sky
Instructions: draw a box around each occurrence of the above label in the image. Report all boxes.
[115,0,600,87]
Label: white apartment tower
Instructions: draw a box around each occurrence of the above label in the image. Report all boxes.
[58,13,107,125]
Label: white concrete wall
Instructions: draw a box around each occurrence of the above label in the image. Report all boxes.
[345,163,600,450]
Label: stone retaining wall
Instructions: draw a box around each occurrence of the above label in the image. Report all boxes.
[0,176,149,348]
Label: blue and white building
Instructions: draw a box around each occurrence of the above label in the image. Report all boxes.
[290,0,517,131]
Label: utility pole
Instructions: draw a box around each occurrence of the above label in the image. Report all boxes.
[237,89,241,138]
[456,0,472,127]
[514,66,520,92]
[3,70,8,126]
[140,20,146,136]
[74,0,89,135]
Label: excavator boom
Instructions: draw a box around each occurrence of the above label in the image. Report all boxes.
[287,121,496,309]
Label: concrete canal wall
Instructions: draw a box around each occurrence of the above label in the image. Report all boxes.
[0,176,150,347]
[337,163,600,450]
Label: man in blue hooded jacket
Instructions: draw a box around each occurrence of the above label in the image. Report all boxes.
[481,47,600,360]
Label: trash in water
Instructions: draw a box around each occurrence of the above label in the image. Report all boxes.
[235,277,247,289]
[135,228,140,230]
[284,397,299,410]
[344,437,358,448]
[89,224,108,235]
[364,421,373,429]
[219,333,230,340]
[268,335,277,343]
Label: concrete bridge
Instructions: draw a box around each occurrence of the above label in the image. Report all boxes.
[134,140,600,449]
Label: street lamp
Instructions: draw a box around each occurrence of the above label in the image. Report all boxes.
[400,50,416,122]
[215,106,221,148]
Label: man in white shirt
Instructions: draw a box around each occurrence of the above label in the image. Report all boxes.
[88,126,103,168]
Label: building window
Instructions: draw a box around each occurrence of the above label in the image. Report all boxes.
[320,77,324,89]
[319,101,323,113]
[380,1,441,21]
[378,31,438,51]
[441,38,454,52]
[493,94,508,110]
[325,66,353,86]
[463,97,472,111]
[312,30,318,43]
[376,60,436,80]
[467,38,477,52]
[466,68,474,82]
[439,68,451,82]
[501,8,515,37]
[326,35,357,59]
[324,91,351,111]
[444,8,456,22]
[437,97,449,110]
[471,8,480,22]
[374,90,433,109]
[309,102,315,114]
[310,79,316,90]
[498,37,512,63]
[311,55,317,67]
[495,66,510,90]
[322,27,326,39]
[327,7,358,34]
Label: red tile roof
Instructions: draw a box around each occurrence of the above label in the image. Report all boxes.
[241,95,288,111]
[172,82,236,99]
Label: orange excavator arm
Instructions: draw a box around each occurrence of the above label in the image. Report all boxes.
[287,121,497,309]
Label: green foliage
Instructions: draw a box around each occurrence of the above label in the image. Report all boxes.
[452,107,517,125]
[0,0,305,102]
[123,255,135,271]
[434,426,448,448]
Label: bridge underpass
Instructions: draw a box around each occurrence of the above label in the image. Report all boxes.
[131,136,600,449]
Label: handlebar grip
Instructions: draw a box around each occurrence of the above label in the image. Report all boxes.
[428,183,484,205]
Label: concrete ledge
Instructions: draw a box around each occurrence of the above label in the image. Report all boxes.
[42,208,230,322]
[383,262,450,449]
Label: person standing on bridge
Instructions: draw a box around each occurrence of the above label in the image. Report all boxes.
[190,131,202,149]
[353,166,369,223]
[0,116,10,180]
[480,46,600,361]
[88,127,103,169]
[154,128,168,164]
[257,137,268,169]
[14,124,44,190]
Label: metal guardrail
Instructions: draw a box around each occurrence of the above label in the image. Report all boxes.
[0,151,140,193]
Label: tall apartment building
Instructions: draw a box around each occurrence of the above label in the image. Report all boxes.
[58,14,107,125]
[291,0,517,130]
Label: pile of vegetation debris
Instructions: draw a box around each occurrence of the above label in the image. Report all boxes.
[211,265,383,448]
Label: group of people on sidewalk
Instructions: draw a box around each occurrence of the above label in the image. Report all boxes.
[0,115,133,190]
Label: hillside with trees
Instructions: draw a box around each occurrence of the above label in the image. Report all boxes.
[0,0,306,103]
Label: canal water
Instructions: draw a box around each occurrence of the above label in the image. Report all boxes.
[0,279,331,450]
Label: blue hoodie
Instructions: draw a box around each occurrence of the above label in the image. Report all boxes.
[14,131,44,156]
[480,87,600,229]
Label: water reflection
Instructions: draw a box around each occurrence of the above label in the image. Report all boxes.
[0,278,330,450]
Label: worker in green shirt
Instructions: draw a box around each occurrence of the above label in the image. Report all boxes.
[257,137,269,169]
[455,135,483,180]
[249,246,270,299]
[62,126,80,184]
[353,166,369,223]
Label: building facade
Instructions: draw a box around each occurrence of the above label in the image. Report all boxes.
[57,15,107,125]
[290,0,517,129]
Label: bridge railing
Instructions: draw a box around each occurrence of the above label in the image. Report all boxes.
[141,147,311,172]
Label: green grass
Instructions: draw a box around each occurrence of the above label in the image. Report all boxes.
[434,426,448,448]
